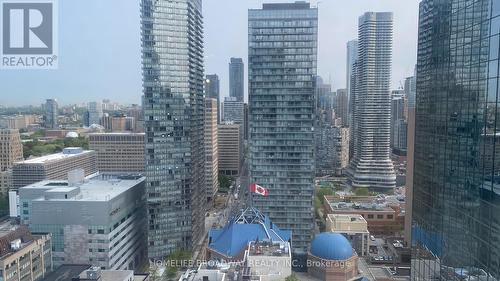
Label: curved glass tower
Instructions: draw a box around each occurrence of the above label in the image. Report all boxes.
[141,0,205,259]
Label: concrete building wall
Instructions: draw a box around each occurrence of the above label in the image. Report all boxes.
[89,133,145,173]
[218,124,242,176]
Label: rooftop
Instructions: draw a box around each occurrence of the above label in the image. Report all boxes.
[42,264,91,281]
[16,147,93,165]
[247,240,290,257]
[20,174,144,202]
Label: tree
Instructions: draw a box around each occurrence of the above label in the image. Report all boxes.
[218,174,232,193]
[354,187,370,196]
[285,273,299,281]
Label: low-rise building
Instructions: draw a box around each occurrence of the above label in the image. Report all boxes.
[243,241,291,281]
[326,214,370,256]
[19,174,146,270]
[324,195,404,235]
[12,148,97,190]
[0,223,52,281]
[42,265,149,281]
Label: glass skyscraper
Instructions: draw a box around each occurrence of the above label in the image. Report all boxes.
[248,2,317,255]
[141,0,205,259]
[412,0,500,279]
[348,12,396,190]
[229,58,244,102]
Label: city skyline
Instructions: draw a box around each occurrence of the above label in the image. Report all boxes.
[0,0,418,106]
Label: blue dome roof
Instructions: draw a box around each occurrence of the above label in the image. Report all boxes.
[310,233,354,260]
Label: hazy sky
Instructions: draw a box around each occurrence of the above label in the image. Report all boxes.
[0,0,419,106]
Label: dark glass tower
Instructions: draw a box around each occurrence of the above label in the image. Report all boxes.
[141,0,205,259]
[248,1,317,255]
[229,58,244,102]
[412,0,500,279]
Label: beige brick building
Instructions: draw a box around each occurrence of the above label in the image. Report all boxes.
[88,133,145,173]
[204,98,219,202]
[0,129,23,172]
[218,123,242,176]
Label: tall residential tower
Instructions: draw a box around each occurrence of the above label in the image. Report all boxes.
[141,0,205,258]
[248,1,317,255]
[348,12,396,190]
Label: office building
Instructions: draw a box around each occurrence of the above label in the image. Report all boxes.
[394,119,407,151]
[141,0,205,258]
[0,129,23,172]
[44,99,58,129]
[412,0,500,279]
[326,214,370,256]
[248,1,317,254]
[403,75,415,244]
[348,12,396,190]
[12,148,97,189]
[205,74,221,124]
[85,102,103,127]
[218,123,242,176]
[204,98,219,202]
[222,96,244,124]
[346,40,358,107]
[243,103,249,140]
[335,88,349,126]
[0,224,52,281]
[391,90,406,149]
[229,58,244,102]
[19,174,146,270]
[88,133,145,173]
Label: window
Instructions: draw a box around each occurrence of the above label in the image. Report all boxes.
[367,214,374,219]
[97,229,104,234]
[387,215,394,219]
[377,215,384,219]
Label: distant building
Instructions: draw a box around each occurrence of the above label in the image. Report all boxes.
[88,133,145,173]
[218,123,242,176]
[222,97,244,125]
[229,58,244,102]
[391,90,405,149]
[204,98,219,202]
[207,207,291,261]
[19,174,146,270]
[393,119,407,151]
[243,103,249,141]
[44,99,58,129]
[335,89,349,126]
[12,148,97,189]
[0,115,37,130]
[315,126,349,176]
[346,40,358,111]
[0,224,52,281]
[205,74,221,124]
[0,129,23,172]
[308,233,359,281]
[85,102,103,127]
[326,214,370,256]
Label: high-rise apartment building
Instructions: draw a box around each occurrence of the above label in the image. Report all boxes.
[229,58,244,102]
[19,174,146,270]
[335,89,349,126]
[0,129,23,172]
[412,0,500,279]
[205,74,221,124]
[12,148,97,189]
[204,98,219,202]
[88,133,145,173]
[218,123,242,177]
[141,0,205,258]
[222,96,244,124]
[403,75,415,244]
[248,2,317,254]
[348,12,396,190]
[44,99,58,129]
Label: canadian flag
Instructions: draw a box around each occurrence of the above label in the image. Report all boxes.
[250,183,269,196]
